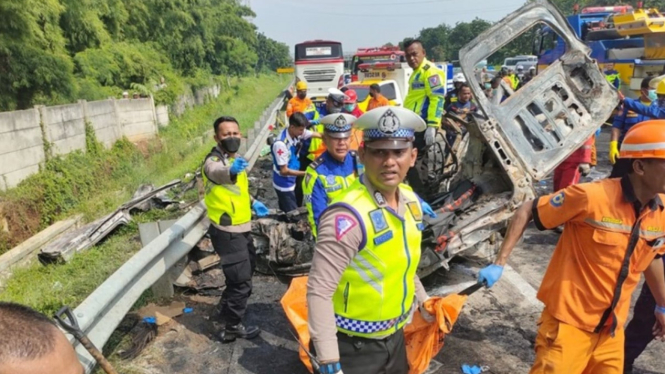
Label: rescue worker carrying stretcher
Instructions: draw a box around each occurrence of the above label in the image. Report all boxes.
[306,106,438,374]
[303,113,363,238]
[478,120,665,374]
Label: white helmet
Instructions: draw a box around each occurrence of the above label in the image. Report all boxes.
[516,65,524,70]
[453,73,466,83]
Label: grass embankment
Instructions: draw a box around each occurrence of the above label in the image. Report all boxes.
[0,74,289,316]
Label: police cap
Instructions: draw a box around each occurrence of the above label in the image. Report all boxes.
[320,113,356,138]
[354,106,426,149]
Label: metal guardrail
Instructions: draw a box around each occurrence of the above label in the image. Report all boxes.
[70,83,292,373]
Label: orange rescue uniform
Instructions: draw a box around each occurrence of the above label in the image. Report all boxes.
[367,93,390,111]
[287,96,313,118]
[530,177,665,373]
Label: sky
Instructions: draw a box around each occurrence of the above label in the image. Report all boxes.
[248,0,529,53]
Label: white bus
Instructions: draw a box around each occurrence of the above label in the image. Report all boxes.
[294,40,344,102]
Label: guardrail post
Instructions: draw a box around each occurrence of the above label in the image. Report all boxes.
[138,220,180,298]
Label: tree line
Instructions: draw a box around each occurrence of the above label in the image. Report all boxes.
[0,0,291,111]
[398,0,665,66]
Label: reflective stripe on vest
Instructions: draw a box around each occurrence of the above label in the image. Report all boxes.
[202,150,251,226]
[328,179,422,338]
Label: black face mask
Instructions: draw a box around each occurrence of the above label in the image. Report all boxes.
[220,136,241,153]
[297,92,307,99]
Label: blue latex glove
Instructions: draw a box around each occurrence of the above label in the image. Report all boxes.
[421,201,437,219]
[319,362,342,374]
[230,157,249,175]
[252,200,269,217]
[461,364,482,374]
[478,264,504,288]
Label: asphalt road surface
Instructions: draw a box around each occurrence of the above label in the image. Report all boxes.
[120,128,664,374]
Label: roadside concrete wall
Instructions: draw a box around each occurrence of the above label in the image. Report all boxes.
[0,83,221,190]
[116,98,158,142]
[0,109,45,191]
[85,100,120,148]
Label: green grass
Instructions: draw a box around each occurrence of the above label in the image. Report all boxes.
[0,74,289,314]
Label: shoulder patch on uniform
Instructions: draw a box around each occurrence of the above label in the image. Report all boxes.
[335,214,357,241]
[209,156,220,162]
[304,173,312,187]
[369,209,388,233]
[428,74,441,88]
[550,192,565,207]
[423,64,431,71]
[407,201,423,221]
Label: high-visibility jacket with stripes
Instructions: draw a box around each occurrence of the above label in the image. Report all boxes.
[202,148,251,226]
[327,179,423,338]
[404,58,446,127]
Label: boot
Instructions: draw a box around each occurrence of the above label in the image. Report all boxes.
[220,323,260,343]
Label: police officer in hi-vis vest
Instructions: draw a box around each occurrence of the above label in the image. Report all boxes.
[303,113,363,238]
[202,116,270,343]
[306,106,438,374]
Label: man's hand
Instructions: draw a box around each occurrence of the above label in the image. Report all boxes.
[230,157,249,175]
[425,127,437,146]
[578,163,591,177]
[252,200,269,217]
[609,141,620,165]
[421,201,437,219]
[478,264,504,288]
[654,305,665,341]
[420,298,435,324]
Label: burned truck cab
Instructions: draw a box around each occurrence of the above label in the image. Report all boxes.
[417,0,620,277]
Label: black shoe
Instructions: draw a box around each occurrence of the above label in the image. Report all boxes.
[220,323,260,343]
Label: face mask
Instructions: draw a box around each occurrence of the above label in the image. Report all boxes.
[648,89,658,102]
[297,92,307,99]
[484,83,492,90]
[220,136,241,153]
[344,104,355,112]
[328,102,343,114]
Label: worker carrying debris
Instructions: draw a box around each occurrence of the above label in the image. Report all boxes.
[306,106,437,374]
[478,120,665,374]
[302,113,363,238]
[202,116,271,343]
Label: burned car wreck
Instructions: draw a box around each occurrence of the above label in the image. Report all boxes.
[249,0,619,279]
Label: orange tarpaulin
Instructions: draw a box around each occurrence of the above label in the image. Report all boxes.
[281,276,470,374]
[404,294,468,374]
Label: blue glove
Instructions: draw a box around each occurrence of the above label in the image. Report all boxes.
[421,201,437,218]
[230,157,249,175]
[252,200,269,217]
[461,364,482,374]
[656,305,665,315]
[478,264,504,288]
[319,362,342,374]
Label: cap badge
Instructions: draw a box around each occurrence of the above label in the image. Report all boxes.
[378,109,400,134]
[334,115,347,127]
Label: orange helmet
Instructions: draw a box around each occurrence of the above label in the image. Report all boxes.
[619,120,665,159]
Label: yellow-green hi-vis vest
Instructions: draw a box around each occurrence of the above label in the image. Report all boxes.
[303,151,361,238]
[202,148,251,226]
[328,178,423,339]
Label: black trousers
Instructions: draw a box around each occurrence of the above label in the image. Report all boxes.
[312,329,408,374]
[208,226,256,326]
[623,283,657,373]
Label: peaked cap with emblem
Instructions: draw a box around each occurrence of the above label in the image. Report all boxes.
[353,106,426,149]
[320,113,357,138]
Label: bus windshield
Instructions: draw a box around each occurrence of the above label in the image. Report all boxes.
[295,42,343,61]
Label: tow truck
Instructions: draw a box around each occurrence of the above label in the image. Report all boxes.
[536,3,665,98]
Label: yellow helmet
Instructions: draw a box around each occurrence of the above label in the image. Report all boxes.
[656,78,665,95]
[296,81,308,91]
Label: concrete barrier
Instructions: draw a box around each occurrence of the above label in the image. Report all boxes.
[117,98,158,142]
[41,103,87,156]
[0,109,46,190]
[155,105,169,128]
[85,100,121,148]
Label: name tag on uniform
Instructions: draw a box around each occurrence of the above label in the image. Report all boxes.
[412,81,425,89]
[374,230,394,246]
[325,185,342,193]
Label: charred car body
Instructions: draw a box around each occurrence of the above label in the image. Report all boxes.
[251,0,620,279]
